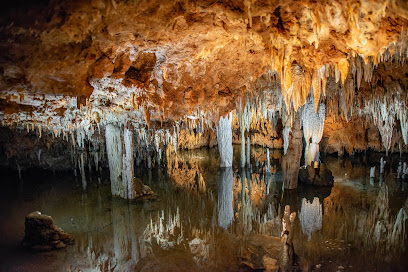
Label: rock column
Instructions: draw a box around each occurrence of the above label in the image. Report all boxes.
[282,113,303,190]
[216,112,233,168]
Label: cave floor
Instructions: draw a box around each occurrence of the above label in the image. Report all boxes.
[0,147,407,271]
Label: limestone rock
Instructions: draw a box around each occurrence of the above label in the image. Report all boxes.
[133,178,155,199]
[22,211,74,251]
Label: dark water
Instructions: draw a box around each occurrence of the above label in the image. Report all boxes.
[0,147,407,271]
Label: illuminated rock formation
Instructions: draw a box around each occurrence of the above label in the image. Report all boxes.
[1,0,408,195]
[282,113,303,190]
[216,112,233,168]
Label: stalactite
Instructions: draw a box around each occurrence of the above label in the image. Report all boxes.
[106,124,123,196]
[240,126,245,168]
[399,105,408,145]
[216,112,233,168]
[283,126,291,155]
[122,125,135,199]
[302,98,326,166]
[370,166,376,178]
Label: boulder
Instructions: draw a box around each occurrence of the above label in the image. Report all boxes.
[22,211,74,251]
[299,164,334,187]
[134,178,155,199]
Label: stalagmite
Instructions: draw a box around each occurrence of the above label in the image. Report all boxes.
[299,197,322,240]
[122,125,135,199]
[282,113,303,190]
[106,124,123,196]
[218,167,234,229]
[216,112,233,168]
[302,98,326,167]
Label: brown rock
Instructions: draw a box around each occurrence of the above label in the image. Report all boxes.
[22,211,74,251]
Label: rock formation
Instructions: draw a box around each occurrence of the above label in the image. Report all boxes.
[22,211,74,251]
[0,0,408,194]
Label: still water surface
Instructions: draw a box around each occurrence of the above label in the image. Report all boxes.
[0,147,407,271]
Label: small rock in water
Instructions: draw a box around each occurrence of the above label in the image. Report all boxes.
[22,211,74,251]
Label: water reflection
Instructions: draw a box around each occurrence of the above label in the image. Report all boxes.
[1,148,408,271]
[299,197,322,240]
[218,167,234,229]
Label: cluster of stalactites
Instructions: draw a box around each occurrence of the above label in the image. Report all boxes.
[302,97,326,166]
[363,95,402,155]
[270,29,408,115]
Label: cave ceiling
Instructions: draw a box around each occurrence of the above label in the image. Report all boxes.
[0,0,408,136]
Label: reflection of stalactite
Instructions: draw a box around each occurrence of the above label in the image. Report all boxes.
[361,184,408,256]
[112,199,130,262]
[299,197,323,240]
[218,167,234,229]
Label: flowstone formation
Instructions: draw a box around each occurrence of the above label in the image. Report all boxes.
[1,0,408,194]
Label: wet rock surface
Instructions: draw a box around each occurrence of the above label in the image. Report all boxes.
[22,211,74,251]
[299,164,334,187]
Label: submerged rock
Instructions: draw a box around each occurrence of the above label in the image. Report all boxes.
[299,164,334,187]
[22,211,74,251]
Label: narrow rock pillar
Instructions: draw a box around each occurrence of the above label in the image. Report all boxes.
[216,112,233,168]
[282,113,303,190]
[122,125,135,199]
[106,124,123,197]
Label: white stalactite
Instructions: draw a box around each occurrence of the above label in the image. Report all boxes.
[283,126,291,155]
[216,112,233,168]
[302,98,326,166]
[122,126,135,199]
[106,124,123,196]
[370,166,376,178]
